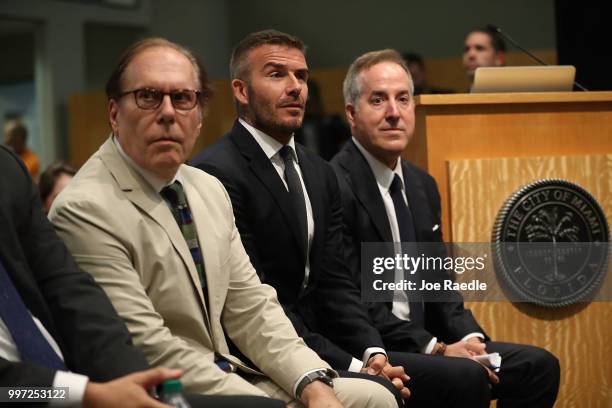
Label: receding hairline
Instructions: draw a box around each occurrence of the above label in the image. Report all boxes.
[105,37,212,105]
[343,49,413,107]
[356,61,413,93]
[121,45,201,87]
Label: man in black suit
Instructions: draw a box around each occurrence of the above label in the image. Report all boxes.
[331,49,560,407]
[0,146,286,408]
[191,30,408,404]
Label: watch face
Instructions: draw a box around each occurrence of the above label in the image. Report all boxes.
[318,373,334,387]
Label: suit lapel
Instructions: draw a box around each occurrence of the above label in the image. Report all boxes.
[98,139,209,313]
[230,122,307,262]
[182,177,222,337]
[339,141,393,242]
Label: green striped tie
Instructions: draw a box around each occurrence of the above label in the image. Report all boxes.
[161,181,207,290]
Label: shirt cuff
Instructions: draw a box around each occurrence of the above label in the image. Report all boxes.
[348,357,364,373]
[51,370,89,407]
[461,332,485,342]
[423,336,438,354]
[361,347,387,367]
[292,368,329,399]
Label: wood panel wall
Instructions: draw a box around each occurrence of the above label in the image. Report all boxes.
[448,155,612,407]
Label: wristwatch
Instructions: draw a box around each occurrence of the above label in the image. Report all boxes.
[295,369,335,399]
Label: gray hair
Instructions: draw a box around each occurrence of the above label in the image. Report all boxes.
[343,49,413,107]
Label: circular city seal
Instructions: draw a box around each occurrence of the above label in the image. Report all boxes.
[492,179,609,307]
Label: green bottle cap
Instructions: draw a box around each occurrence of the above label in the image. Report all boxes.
[162,379,183,394]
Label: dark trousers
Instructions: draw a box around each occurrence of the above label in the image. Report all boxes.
[388,341,559,408]
[487,341,560,408]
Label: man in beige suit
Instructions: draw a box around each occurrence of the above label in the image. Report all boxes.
[49,38,396,408]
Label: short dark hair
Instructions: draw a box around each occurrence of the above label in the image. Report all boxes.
[105,37,212,106]
[39,161,77,204]
[230,29,306,80]
[468,27,507,53]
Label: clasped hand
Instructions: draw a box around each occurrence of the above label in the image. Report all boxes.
[362,354,411,399]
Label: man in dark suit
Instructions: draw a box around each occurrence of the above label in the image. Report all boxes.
[191,30,409,404]
[331,49,560,407]
[0,146,286,407]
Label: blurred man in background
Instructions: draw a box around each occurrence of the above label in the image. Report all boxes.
[4,119,40,180]
[462,27,506,87]
[39,161,76,214]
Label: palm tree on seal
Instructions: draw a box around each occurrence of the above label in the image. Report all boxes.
[525,207,579,281]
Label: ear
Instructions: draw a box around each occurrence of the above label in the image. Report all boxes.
[109,99,119,134]
[231,78,249,106]
[494,51,505,67]
[195,107,203,135]
[345,104,356,128]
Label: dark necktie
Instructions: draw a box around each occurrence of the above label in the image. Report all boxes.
[160,181,207,291]
[389,174,425,326]
[279,145,308,254]
[0,259,66,370]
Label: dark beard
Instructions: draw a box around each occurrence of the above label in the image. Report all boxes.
[253,116,302,138]
[247,89,303,140]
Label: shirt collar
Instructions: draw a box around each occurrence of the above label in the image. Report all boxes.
[352,136,404,192]
[239,118,298,162]
[113,136,181,193]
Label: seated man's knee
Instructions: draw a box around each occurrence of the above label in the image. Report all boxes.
[451,358,490,393]
[333,377,399,408]
[534,347,560,377]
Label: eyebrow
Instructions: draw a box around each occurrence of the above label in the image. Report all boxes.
[263,62,287,70]
[369,89,411,96]
[263,62,309,74]
[465,43,490,51]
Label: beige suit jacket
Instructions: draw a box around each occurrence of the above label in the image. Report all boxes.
[50,138,331,396]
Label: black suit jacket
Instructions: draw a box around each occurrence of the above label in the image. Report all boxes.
[331,140,486,351]
[0,146,148,388]
[191,121,384,369]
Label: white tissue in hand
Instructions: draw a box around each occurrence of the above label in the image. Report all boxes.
[474,352,501,372]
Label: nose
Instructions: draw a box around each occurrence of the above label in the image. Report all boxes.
[386,100,400,121]
[157,94,176,124]
[286,74,304,98]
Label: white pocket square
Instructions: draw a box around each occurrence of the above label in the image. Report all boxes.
[432,224,439,231]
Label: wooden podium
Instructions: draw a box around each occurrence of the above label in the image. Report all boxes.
[407,92,612,407]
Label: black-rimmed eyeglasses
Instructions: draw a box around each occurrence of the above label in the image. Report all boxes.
[117,88,201,110]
